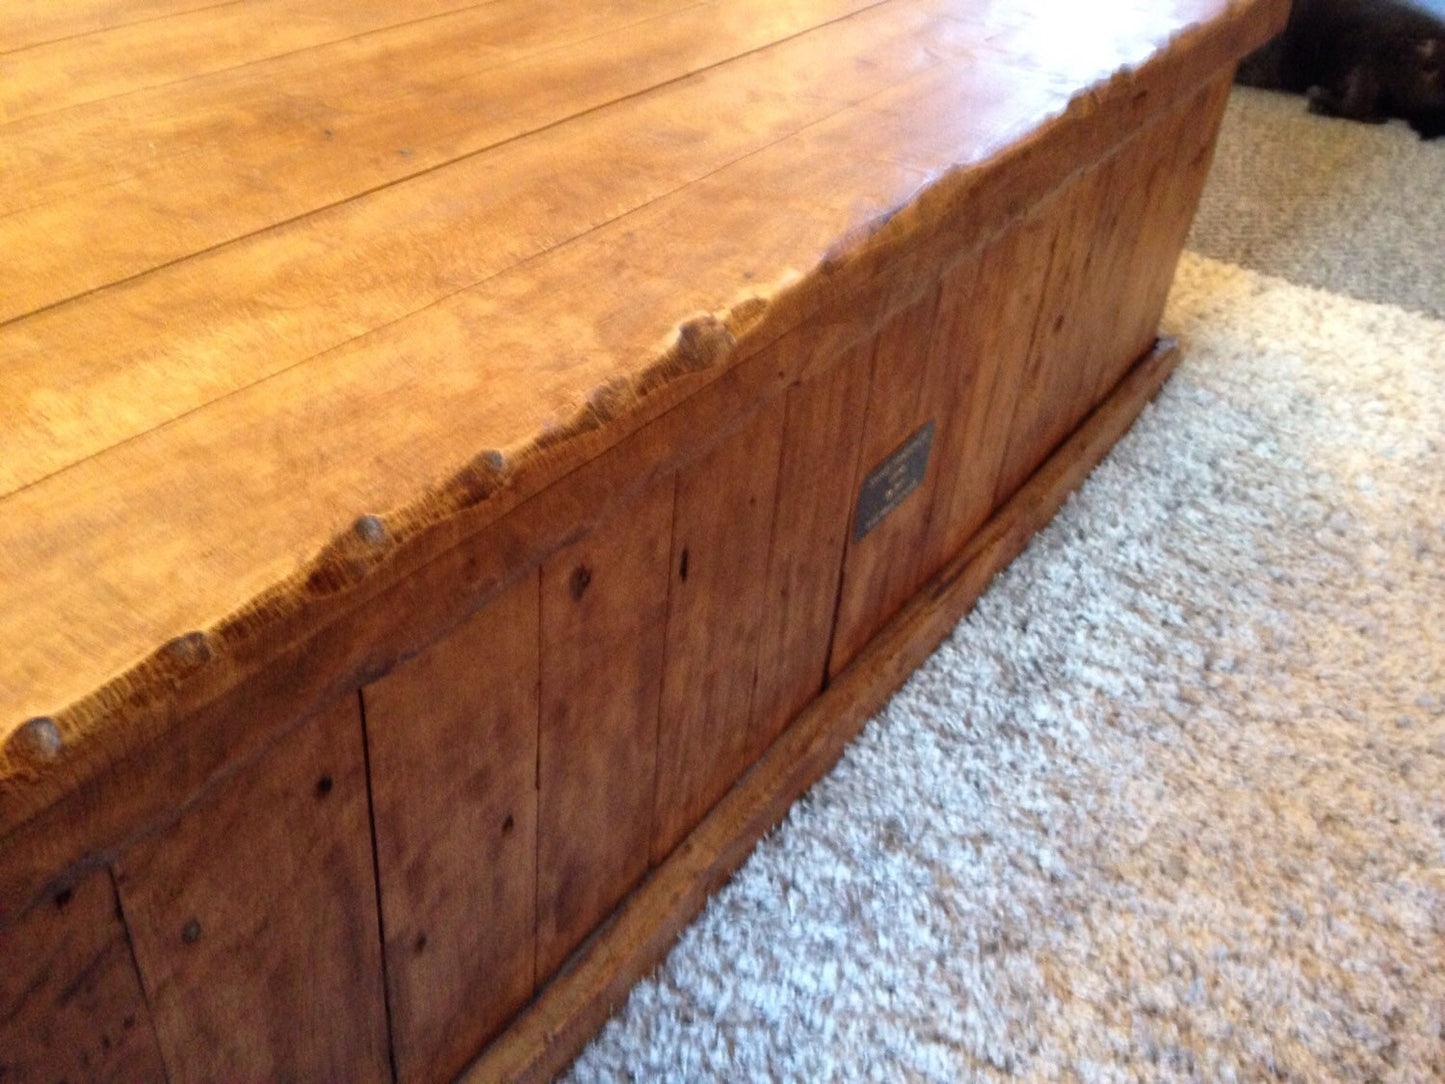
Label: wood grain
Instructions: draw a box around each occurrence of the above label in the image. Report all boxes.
[0,0,1288,926]
[991,162,1111,506]
[362,573,540,1083]
[0,0,974,497]
[0,0,501,123]
[113,693,390,1081]
[0,5,1282,1075]
[0,258,901,926]
[652,394,788,863]
[2,0,685,217]
[749,338,874,756]
[0,0,226,54]
[0,5,1020,768]
[1086,72,1233,404]
[828,289,944,675]
[464,337,1184,1084]
[0,5,1275,1074]
[0,868,166,1082]
[991,73,1234,506]
[0,0,888,319]
[537,482,673,983]
[918,204,1061,574]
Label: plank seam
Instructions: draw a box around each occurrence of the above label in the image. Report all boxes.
[0,0,514,118]
[0,0,244,57]
[355,687,401,1084]
[106,865,175,1084]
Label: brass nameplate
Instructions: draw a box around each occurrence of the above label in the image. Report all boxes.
[853,421,934,541]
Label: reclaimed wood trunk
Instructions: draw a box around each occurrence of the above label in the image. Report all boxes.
[0,0,1286,1079]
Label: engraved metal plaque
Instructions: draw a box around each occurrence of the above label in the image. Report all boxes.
[853,420,934,541]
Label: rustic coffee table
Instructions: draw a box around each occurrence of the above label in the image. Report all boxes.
[0,0,1284,1079]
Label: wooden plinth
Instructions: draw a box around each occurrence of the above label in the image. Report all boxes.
[0,0,1285,1080]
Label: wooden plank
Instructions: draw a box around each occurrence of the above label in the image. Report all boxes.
[1,0,681,214]
[748,338,874,756]
[1061,138,1162,410]
[991,162,1112,506]
[651,394,788,863]
[1025,83,1221,432]
[537,482,673,983]
[0,0,502,123]
[362,573,540,1083]
[0,0,975,497]
[0,0,230,54]
[991,73,1234,507]
[113,693,390,1081]
[464,337,1184,1084]
[918,205,1061,574]
[0,0,1288,917]
[0,868,167,1082]
[0,0,886,319]
[827,289,943,676]
[1085,72,1233,404]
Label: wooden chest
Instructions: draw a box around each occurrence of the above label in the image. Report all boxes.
[0,0,1286,1079]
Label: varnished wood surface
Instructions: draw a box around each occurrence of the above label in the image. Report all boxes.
[0,868,166,1081]
[992,74,1232,505]
[918,204,1058,573]
[749,340,873,755]
[2,0,507,122]
[362,574,540,1082]
[652,397,787,862]
[537,484,672,983]
[828,286,947,675]
[113,694,390,1080]
[0,0,1288,897]
[464,336,1185,1084]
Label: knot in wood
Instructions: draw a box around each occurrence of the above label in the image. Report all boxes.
[569,564,593,601]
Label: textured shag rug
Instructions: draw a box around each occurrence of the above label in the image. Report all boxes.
[567,252,1445,1080]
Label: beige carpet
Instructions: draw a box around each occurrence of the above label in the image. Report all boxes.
[567,92,1445,1081]
[1190,87,1445,321]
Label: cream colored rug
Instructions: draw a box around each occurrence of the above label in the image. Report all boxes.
[567,252,1445,1080]
[1189,87,1445,321]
